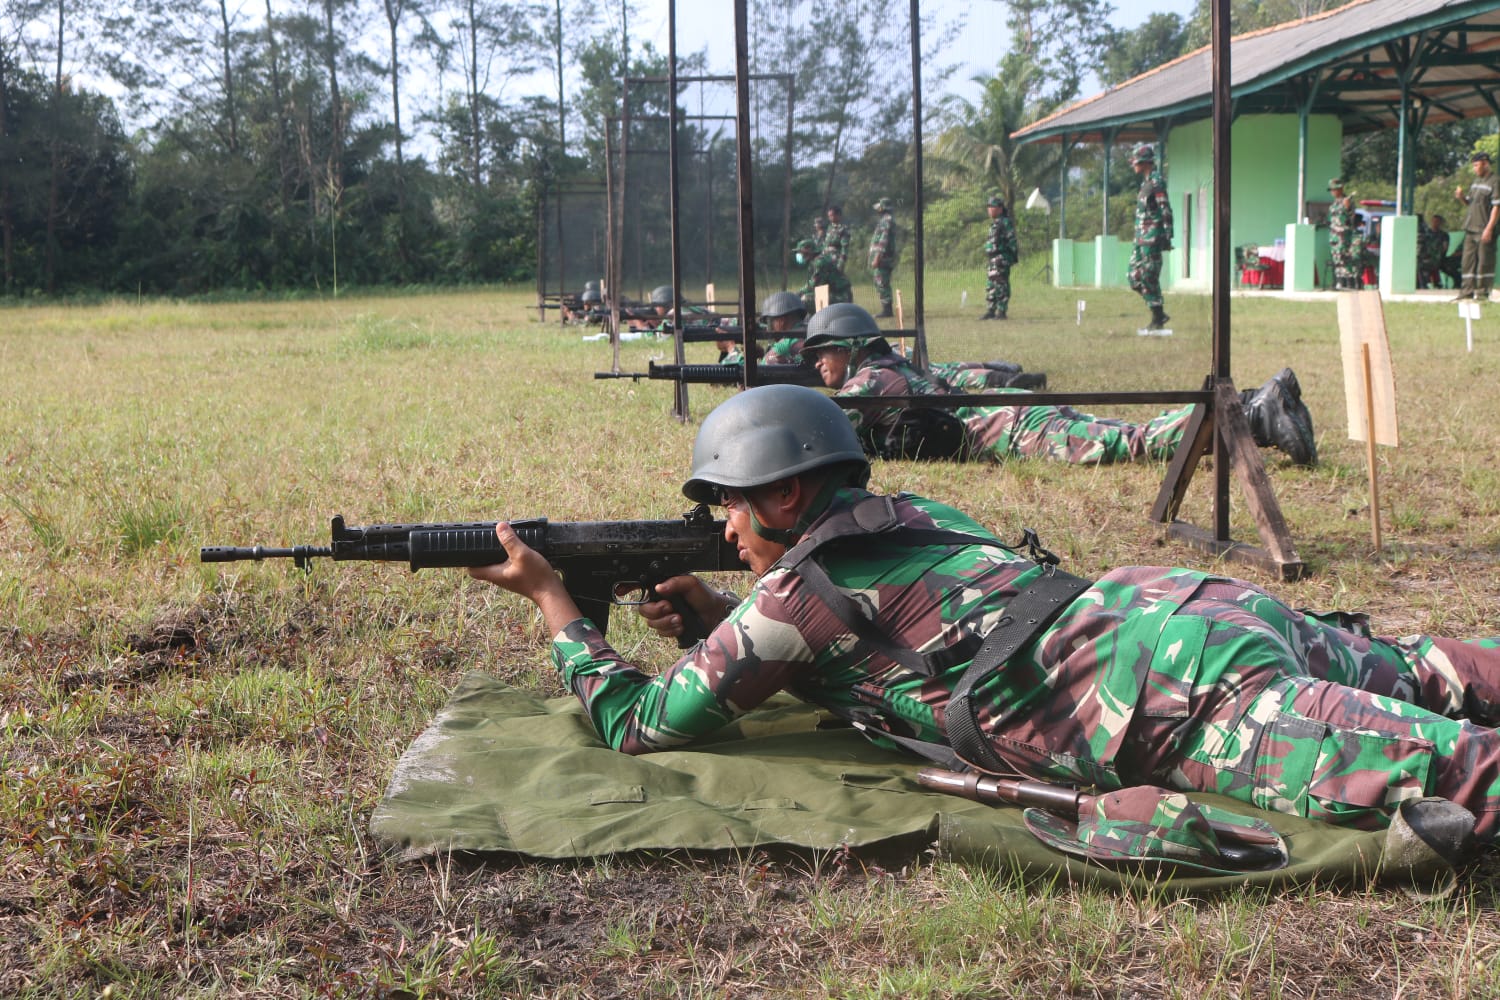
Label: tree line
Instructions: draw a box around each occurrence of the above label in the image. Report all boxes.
[0,0,1472,298]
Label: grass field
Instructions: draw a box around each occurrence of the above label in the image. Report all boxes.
[4,272,1500,997]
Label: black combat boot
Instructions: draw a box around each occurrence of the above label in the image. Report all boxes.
[1004,371,1047,390]
[878,304,894,318]
[1242,368,1317,466]
[980,307,996,320]
[1148,306,1170,329]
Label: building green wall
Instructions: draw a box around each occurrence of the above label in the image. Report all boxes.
[1161,114,1344,291]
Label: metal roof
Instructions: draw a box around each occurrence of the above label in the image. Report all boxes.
[1013,0,1500,145]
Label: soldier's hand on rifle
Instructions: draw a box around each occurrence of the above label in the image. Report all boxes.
[468,523,581,634]
[636,575,735,640]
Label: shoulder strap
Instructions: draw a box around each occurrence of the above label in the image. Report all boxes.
[945,568,1093,775]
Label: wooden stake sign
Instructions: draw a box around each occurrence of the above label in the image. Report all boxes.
[1337,290,1399,550]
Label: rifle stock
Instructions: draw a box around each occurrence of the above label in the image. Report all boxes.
[595,361,822,387]
[202,505,749,648]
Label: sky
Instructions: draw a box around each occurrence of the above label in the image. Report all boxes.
[625,0,1202,105]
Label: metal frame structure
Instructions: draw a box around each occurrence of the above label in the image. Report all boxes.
[603,64,795,392]
[535,179,608,324]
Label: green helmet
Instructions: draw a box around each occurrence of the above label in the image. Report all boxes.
[801,302,883,352]
[1132,143,1156,165]
[760,290,807,321]
[683,385,869,506]
[794,238,820,256]
[581,288,601,304]
[649,285,675,306]
[584,279,601,292]
[873,197,893,212]
[987,194,1005,208]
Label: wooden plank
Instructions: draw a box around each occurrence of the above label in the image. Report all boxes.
[1149,399,1214,524]
[1213,380,1303,572]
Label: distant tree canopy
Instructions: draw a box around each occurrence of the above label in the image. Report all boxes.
[0,0,1488,297]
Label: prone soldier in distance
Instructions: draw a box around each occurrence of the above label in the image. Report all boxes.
[801,303,1316,466]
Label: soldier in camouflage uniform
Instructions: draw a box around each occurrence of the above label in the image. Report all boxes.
[759,291,809,365]
[1129,144,1174,329]
[801,304,1316,467]
[470,384,1500,843]
[823,206,852,271]
[868,198,898,318]
[793,238,854,314]
[1327,179,1362,290]
[983,194,1019,320]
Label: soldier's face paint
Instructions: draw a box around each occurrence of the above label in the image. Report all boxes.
[811,347,851,389]
[718,488,789,574]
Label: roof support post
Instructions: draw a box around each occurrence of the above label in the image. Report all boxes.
[1057,133,1069,240]
[1101,127,1118,238]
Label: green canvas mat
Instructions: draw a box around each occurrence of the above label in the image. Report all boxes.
[371,672,1470,893]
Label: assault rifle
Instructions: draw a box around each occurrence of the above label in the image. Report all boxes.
[201,505,749,648]
[595,361,822,387]
[915,767,1285,869]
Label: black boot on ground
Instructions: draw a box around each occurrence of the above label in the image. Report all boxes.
[878,304,894,318]
[1148,306,1170,329]
[1243,368,1317,466]
[980,308,996,321]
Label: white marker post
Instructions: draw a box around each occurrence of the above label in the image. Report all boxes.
[895,290,906,355]
[1076,299,1086,326]
[1460,299,1480,352]
[1338,291,1400,552]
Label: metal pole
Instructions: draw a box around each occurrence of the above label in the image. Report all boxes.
[605,116,621,371]
[783,77,794,290]
[667,0,687,419]
[1211,0,1231,540]
[1057,134,1068,240]
[909,0,927,368]
[733,0,760,382]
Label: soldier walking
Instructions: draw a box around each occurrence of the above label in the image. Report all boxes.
[1128,144,1173,329]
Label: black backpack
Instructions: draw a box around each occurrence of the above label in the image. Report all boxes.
[877,407,968,461]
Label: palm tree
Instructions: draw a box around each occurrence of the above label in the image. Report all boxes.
[928,54,1062,208]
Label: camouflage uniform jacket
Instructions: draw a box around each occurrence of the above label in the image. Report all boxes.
[798,252,854,308]
[1134,169,1173,249]
[868,215,897,269]
[984,214,1019,266]
[548,488,1500,838]
[1327,196,1354,253]
[832,348,950,447]
[824,222,852,270]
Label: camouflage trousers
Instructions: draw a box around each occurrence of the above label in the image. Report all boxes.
[1127,245,1163,308]
[1331,243,1362,284]
[957,395,1191,464]
[872,267,893,309]
[1120,579,1500,838]
[986,262,1012,314]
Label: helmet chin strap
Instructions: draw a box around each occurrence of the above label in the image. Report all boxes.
[747,475,846,546]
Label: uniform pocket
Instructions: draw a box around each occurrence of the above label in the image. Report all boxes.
[1138,614,1209,720]
[1305,726,1434,828]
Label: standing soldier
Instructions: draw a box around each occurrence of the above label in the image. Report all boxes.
[868,197,898,318]
[811,215,828,253]
[982,194,1019,320]
[1454,151,1500,301]
[1327,178,1360,290]
[793,238,853,314]
[1128,144,1174,329]
[824,206,852,271]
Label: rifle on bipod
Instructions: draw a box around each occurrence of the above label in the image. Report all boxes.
[915,768,1285,869]
[201,506,749,648]
[595,361,823,387]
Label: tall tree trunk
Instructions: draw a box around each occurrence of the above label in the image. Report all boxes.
[218,0,238,152]
[45,0,64,294]
[0,49,14,292]
[384,0,404,170]
[265,0,291,210]
[322,0,344,199]
[466,0,481,187]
